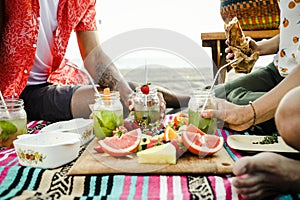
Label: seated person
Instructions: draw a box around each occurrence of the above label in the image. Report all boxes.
[202,1,300,197]
[232,86,300,200]
[0,1,187,122]
[214,34,281,134]
[213,15,288,134]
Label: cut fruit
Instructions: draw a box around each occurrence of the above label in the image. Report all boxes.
[98,128,142,157]
[141,84,150,95]
[186,124,206,136]
[138,137,160,151]
[94,145,104,153]
[170,139,187,158]
[0,121,18,140]
[138,133,164,151]
[173,113,188,128]
[164,125,179,141]
[182,131,223,156]
[137,143,176,164]
[103,87,111,105]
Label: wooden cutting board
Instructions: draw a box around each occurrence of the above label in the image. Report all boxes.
[68,138,234,175]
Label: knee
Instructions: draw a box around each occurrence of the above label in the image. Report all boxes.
[275,87,300,150]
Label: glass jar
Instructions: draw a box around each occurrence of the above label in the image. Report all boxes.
[133,85,161,131]
[188,90,218,135]
[0,99,27,148]
[93,91,124,139]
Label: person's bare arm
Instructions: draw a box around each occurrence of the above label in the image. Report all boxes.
[202,65,300,131]
[76,30,133,105]
[253,65,300,124]
[252,34,280,56]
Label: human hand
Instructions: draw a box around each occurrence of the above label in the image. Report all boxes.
[201,98,253,131]
[157,92,166,120]
[225,37,258,60]
[127,91,166,120]
[245,36,259,53]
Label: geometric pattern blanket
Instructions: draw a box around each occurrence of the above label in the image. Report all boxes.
[0,120,297,200]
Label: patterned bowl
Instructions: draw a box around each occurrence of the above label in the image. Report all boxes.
[13,131,81,169]
[40,118,94,146]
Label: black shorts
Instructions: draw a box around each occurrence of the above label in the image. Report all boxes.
[20,83,80,122]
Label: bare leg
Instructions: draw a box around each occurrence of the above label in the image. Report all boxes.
[70,85,97,119]
[232,86,300,200]
[275,86,300,150]
[232,152,300,200]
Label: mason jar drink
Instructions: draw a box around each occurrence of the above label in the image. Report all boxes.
[0,99,27,148]
[188,90,218,135]
[133,85,161,131]
[93,91,124,139]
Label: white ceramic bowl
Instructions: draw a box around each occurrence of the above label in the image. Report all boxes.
[13,131,81,169]
[40,118,94,146]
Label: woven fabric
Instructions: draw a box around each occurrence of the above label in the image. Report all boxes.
[220,0,280,30]
[0,120,297,199]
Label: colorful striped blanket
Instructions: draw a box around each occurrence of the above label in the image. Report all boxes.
[0,120,297,200]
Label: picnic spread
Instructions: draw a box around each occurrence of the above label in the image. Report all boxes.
[1,119,299,200]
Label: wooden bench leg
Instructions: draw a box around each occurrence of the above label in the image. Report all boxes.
[203,40,227,84]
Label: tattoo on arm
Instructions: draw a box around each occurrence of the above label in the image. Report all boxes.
[95,57,121,90]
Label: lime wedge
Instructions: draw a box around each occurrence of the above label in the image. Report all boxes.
[0,121,17,140]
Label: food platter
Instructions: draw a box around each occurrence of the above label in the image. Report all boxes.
[68,137,234,175]
[68,112,234,175]
[227,135,299,153]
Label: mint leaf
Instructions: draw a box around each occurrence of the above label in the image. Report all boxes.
[100,110,117,130]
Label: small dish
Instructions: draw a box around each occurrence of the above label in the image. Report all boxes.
[41,118,94,146]
[13,131,81,169]
[227,135,299,153]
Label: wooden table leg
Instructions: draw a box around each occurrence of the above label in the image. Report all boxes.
[204,40,227,84]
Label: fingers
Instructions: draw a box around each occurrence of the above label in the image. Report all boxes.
[232,173,277,200]
[225,46,235,60]
[158,92,166,119]
[226,52,235,60]
[232,156,252,176]
[233,152,277,176]
[201,108,225,121]
[127,93,136,111]
[225,46,231,53]
[201,98,227,120]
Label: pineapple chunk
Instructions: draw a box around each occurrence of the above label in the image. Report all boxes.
[137,143,176,164]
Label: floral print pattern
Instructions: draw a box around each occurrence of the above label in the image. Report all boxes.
[0,0,97,98]
[16,149,47,164]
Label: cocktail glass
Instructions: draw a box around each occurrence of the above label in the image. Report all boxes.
[0,99,27,148]
[188,90,218,135]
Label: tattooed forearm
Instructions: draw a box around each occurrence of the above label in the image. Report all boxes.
[94,56,122,90]
[97,67,118,90]
[85,46,134,105]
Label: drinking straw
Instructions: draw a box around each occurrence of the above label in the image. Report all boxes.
[144,60,148,84]
[144,60,148,107]
[201,59,238,113]
[0,91,10,117]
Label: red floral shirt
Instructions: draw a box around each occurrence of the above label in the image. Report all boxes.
[0,0,97,98]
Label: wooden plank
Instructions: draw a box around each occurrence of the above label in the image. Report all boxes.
[201,29,279,41]
[69,138,234,175]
